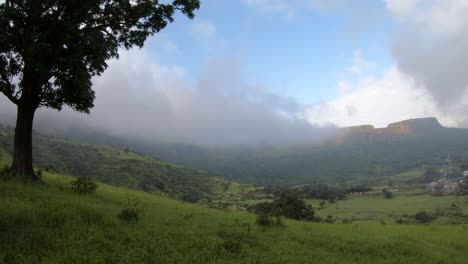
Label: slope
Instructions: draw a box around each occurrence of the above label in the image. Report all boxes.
[1,169,467,264]
[0,126,225,201]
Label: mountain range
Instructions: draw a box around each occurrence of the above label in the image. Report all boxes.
[2,117,468,187]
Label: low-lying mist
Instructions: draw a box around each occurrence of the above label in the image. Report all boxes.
[0,49,336,146]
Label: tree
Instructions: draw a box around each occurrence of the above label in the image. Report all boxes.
[0,0,200,179]
[253,189,315,221]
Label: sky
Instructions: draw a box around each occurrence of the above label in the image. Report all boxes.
[2,0,468,145]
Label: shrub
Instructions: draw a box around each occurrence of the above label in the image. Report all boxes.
[0,165,9,176]
[251,190,315,222]
[414,211,435,223]
[256,212,273,226]
[182,192,201,203]
[218,219,251,254]
[384,190,393,199]
[395,218,409,224]
[319,200,326,210]
[70,177,97,194]
[255,212,283,227]
[325,215,335,224]
[35,169,43,180]
[118,197,141,222]
[342,218,353,224]
[271,190,315,220]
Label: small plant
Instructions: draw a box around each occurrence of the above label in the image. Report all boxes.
[118,196,141,222]
[0,165,9,176]
[274,216,284,226]
[218,219,251,254]
[70,177,97,194]
[319,200,326,210]
[342,218,353,224]
[384,190,393,199]
[35,169,43,180]
[256,212,273,226]
[255,212,284,227]
[395,218,409,224]
[325,215,336,223]
[414,211,435,223]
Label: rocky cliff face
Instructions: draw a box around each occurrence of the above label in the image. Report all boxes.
[332,117,444,144]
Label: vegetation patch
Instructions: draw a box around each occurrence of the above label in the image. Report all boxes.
[70,177,97,194]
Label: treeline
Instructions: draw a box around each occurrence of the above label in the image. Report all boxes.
[263,184,373,203]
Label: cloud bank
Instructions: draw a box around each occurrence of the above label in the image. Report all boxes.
[303,0,468,128]
[0,49,332,146]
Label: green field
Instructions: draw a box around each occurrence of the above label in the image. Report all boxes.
[1,165,468,264]
[311,193,468,223]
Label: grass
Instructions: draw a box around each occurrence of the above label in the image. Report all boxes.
[1,169,468,264]
[0,127,230,201]
[311,193,468,223]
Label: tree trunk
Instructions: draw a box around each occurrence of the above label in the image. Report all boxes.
[9,103,38,180]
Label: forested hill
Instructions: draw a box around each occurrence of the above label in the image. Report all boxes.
[111,118,468,186]
[0,126,226,201]
[3,117,468,187]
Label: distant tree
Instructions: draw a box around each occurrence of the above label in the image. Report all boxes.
[383,190,393,199]
[0,0,200,180]
[252,189,315,221]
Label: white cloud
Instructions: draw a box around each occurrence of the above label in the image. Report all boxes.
[302,66,446,127]
[1,48,329,145]
[385,0,468,110]
[337,81,353,94]
[386,0,468,35]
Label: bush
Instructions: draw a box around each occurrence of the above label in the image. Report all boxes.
[342,218,353,224]
[256,212,273,226]
[182,192,201,203]
[118,197,141,222]
[70,177,97,194]
[35,169,43,180]
[395,218,409,224]
[414,211,435,223]
[252,190,315,221]
[0,165,9,176]
[384,190,393,199]
[255,212,284,227]
[325,215,335,224]
[271,190,315,220]
[218,219,251,254]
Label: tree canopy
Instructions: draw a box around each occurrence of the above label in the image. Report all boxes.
[0,0,200,112]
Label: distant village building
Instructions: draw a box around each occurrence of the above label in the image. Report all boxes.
[429,153,465,196]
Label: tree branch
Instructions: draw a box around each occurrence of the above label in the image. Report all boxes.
[0,71,19,104]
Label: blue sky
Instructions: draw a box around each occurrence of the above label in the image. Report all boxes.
[146,0,394,104]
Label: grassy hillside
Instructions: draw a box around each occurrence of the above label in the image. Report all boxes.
[1,168,468,264]
[0,127,229,201]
